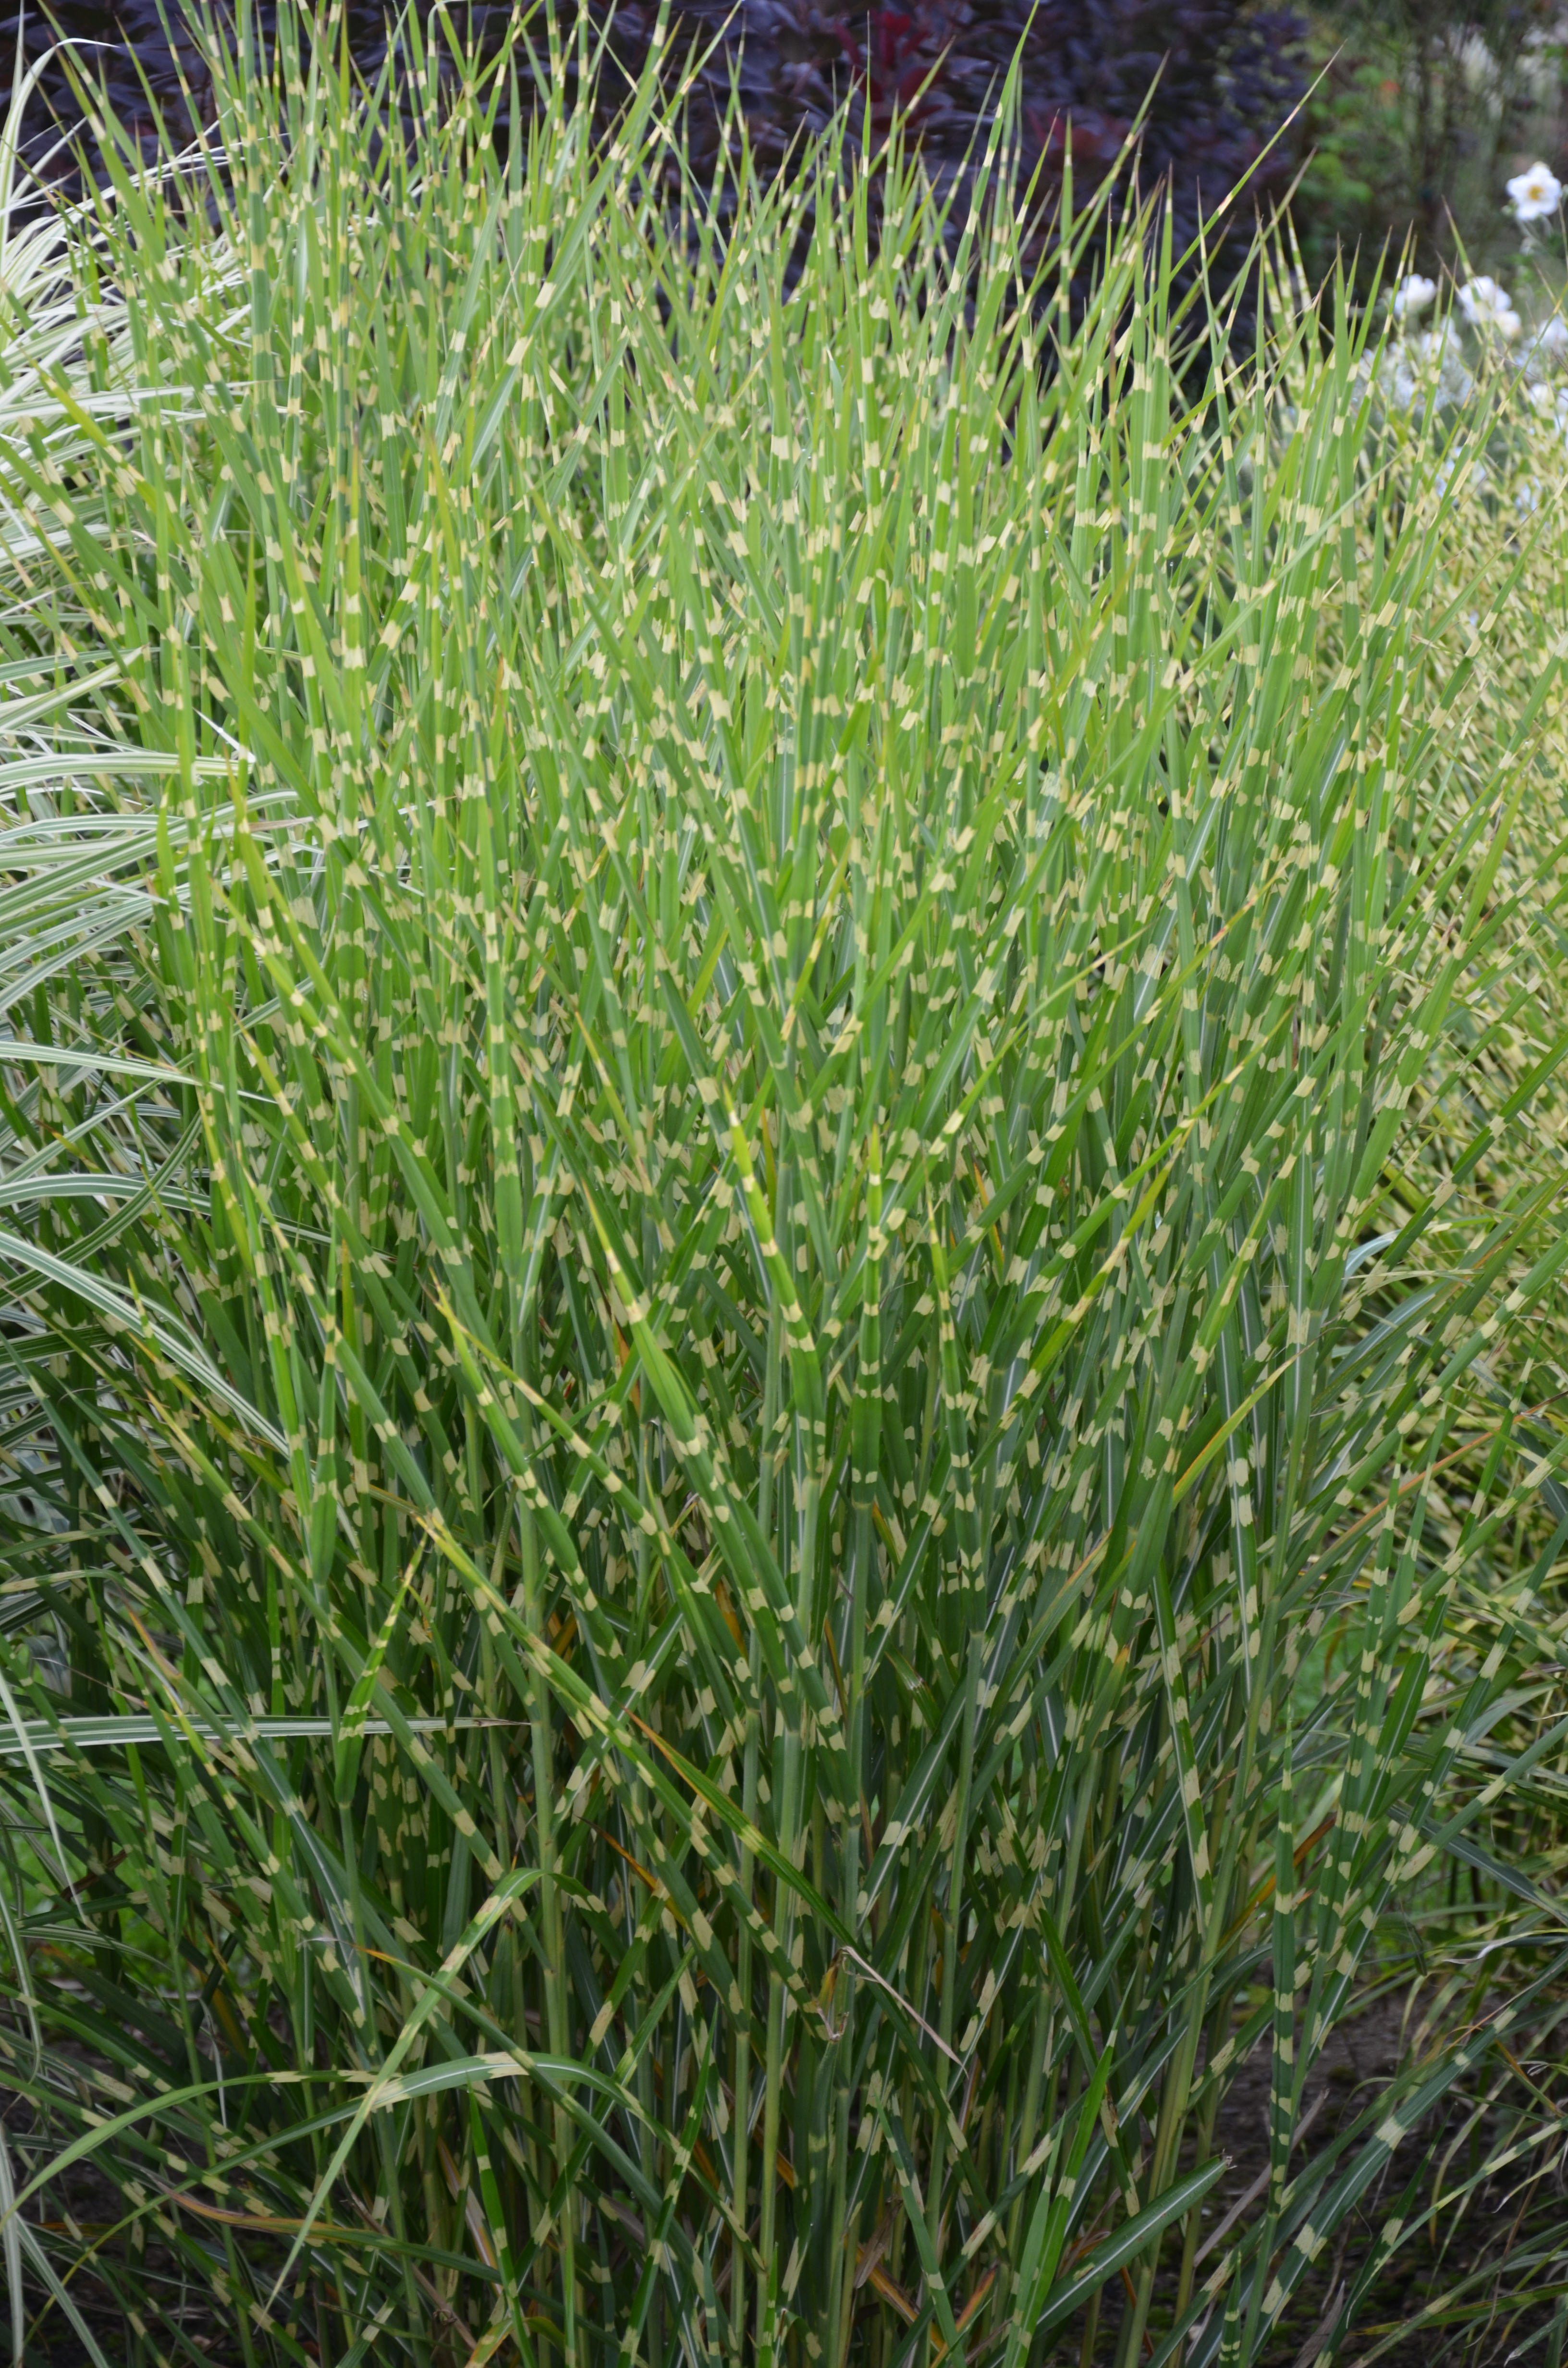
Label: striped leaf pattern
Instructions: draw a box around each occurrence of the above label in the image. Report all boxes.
[0,14,1563,2368]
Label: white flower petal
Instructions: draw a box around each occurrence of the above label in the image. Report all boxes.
[1507,162,1563,222]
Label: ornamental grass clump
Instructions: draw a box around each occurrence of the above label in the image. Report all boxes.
[0,11,1566,2367]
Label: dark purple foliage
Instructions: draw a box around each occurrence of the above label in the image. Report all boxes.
[598,0,1311,319]
[0,2,1308,313]
[628,0,1310,223]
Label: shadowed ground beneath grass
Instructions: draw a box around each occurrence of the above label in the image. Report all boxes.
[14,1991,1567,2368]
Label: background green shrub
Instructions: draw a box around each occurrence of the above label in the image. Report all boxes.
[1298,0,1568,289]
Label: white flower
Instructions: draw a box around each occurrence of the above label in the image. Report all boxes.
[1415,324,1474,407]
[1377,351,1420,412]
[1507,161,1563,223]
[1458,276,1522,336]
[1521,315,1568,379]
[1391,272,1437,320]
[1373,317,1475,415]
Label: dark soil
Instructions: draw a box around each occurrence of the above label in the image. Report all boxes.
[1077,1991,1567,2368]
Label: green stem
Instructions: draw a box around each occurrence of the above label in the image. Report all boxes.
[521,1481,578,2368]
